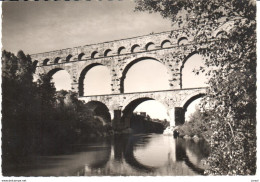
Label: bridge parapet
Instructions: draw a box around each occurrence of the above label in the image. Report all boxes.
[31,18,236,69]
[30,24,221,67]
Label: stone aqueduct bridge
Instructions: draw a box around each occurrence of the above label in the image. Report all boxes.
[30,27,224,129]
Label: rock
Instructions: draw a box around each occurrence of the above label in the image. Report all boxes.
[163,126,174,135]
[173,130,179,138]
[121,128,132,134]
[192,135,200,142]
[109,130,114,135]
[90,133,96,138]
[179,133,185,138]
[96,131,102,137]
[183,135,191,139]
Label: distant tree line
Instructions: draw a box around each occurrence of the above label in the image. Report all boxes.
[130,113,167,133]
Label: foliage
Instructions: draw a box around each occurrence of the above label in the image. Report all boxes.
[130,114,165,133]
[135,0,256,175]
[178,106,212,140]
[2,50,113,167]
[2,50,37,159]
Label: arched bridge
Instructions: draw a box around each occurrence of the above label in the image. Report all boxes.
[81,87,206,128]
[31,23,230,129]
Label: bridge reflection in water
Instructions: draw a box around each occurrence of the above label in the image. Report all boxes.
[5,134,209,176]
[77,134,209,176]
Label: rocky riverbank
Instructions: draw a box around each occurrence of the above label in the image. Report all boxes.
[163,126,205,143]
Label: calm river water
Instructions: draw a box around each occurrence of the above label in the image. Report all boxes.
[5,134,210,176]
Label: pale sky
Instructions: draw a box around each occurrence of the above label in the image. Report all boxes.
[2,1,172,54]
[3,1,207,121]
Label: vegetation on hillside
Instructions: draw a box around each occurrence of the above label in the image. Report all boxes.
[135,0,256,175]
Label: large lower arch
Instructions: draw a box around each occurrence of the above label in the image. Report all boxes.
[78,63,111,96]
[177,93,206,124]
[121,97,168,133]
[182,93,205,112]
[122,97,154,119]
[120,57,170,93]
[121,97,153,132]
[85,101,111,124]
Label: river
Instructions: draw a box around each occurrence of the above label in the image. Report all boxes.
[4,133,210,176]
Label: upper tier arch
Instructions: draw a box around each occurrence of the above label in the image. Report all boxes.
[78,63,111,96]
[119,56,171,93]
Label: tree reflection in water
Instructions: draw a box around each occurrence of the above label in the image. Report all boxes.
[4,134,209,176]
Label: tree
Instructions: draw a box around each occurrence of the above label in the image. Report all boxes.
[135,0,256,175]
[178,105,212,139]
[2,50,114,167]
[2,50,38,162]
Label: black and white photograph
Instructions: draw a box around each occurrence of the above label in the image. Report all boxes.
[1,0,257,180]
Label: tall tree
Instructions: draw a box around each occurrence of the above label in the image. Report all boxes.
[135,0,256,175]
[2,50,38,161]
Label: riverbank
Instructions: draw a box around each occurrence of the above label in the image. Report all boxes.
[163,125,209,143]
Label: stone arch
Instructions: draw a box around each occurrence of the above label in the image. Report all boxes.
[181,93,205,112]
[119,56,171,93]
[104,49,112,57]
[78,63,106,96]
[173,92,206,125]
[118,46,126,55]
[43,58,50,66]
[33,60,38,67]
[54,57,61,64]
[45,67,65,82]
[178,37,189,46]
[122,97,154,113]
[145,42,155,51]
[70,55,78,62]
[78,53,85,60]
[85,101,111,124]
[179,51,199,89]
[46,67,72,91]
[32,60,38,73]
[66,54,72,62]
[131,44,141,53]
[121,97,169,130]
[215,30,228,38]
[122,94,170,113]
[161,40,171,48]
[122,97,154,124]
[91,51,98,59]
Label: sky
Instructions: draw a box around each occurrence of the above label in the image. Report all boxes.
[2,1,207,121]
[2,1,172,54]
